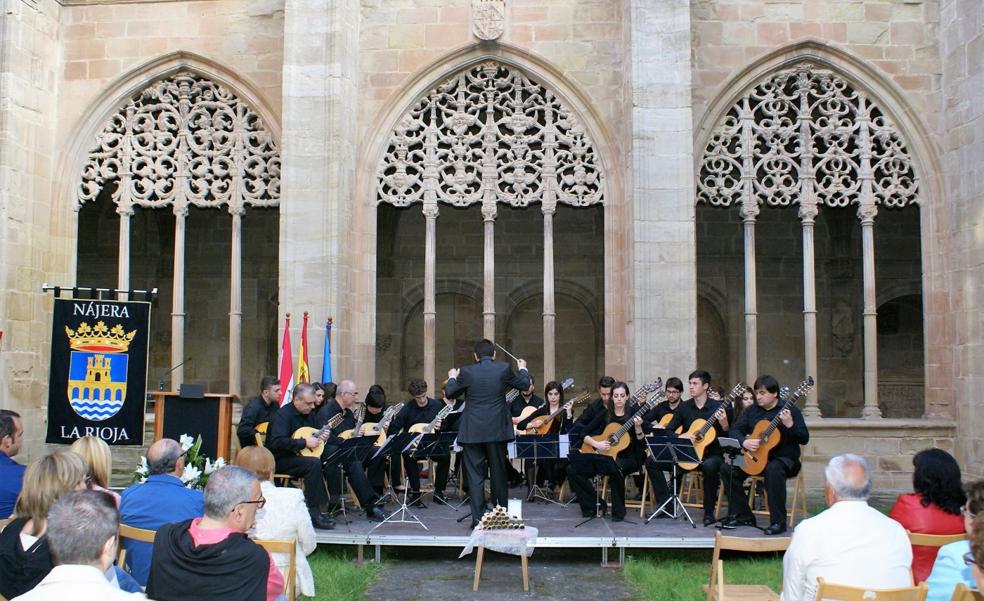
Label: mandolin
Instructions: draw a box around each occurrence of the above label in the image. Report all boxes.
[337,403,367,440]
[357,403,404,446]
[739,376,815,476]
[528,388,590,435]
[292,411,346,458]
[514,378,575,432]
[579,378,664,457]
[408,400,461,435]
[676,382,746,470]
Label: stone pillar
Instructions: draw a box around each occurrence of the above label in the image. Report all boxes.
[228,206,244,396]
[627,0,695,384]
[856,100,881,419]
[482,210,495,340]
[171,203,188,388]
[542,209,556,383]
[423,205,438,391]
[279,0,360,379]
[739,97,758,385]
[116,207,132,292]
[797,77,821,416]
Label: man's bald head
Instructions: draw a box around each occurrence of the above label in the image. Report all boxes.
[147,438,184,476]
[824,454,871,504]
[336,380,358,409]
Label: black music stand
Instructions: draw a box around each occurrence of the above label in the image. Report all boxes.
[368,432,428,532]
[514,434,567,505]
[645,436,699,527]
[410,432,458,508]
[323,436,377,525]
[573,452,622,528]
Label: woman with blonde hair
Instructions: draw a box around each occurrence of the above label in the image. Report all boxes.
[0,451,86,598]
[71,435,120,505]
[236,445,317,598]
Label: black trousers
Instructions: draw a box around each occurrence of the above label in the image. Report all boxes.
[399,452,451,494]
[322,444,379,509]
[722,456,799,526]
[650,453,725,516]
[527,458,568,487]
[567,453,642,519]
[365,455,401,496]
[274,455,327,510]
[461,441,509,522]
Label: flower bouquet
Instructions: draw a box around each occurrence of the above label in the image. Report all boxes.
[132,433,225,490]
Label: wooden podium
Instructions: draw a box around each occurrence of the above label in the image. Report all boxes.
[150,391,233,460]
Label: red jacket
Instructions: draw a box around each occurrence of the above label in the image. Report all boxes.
[889,492,964,583]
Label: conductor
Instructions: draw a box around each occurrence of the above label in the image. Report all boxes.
[446,338,529,529]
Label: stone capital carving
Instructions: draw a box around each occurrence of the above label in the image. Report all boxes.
[471,0,505,41]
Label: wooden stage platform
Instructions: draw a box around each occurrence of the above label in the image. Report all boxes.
[314,490,793,564]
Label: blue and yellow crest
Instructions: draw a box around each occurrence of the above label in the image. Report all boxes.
[65,321,136,421]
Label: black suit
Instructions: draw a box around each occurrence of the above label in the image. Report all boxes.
[446,356,529,523]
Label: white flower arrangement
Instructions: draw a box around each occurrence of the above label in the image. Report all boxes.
[131,433,221,490]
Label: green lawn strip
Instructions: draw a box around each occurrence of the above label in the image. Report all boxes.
[306,546,380,601]
[625,549,783,601]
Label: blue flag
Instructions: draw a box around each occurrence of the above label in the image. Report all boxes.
[321,322,332,384]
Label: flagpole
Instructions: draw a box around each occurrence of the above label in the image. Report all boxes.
[322,317,333,384]
[278,313,294,406]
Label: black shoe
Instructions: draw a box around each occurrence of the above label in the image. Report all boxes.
[764,522,787,535]
[433,492,448,505]
[722,514,757,528]
[309,510,335,530]
[367,506,386,522]
[408,491,426,508]
[612,516,625,523]
[703,515,717,527]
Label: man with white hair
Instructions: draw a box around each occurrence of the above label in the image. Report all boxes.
[12,490,144,600]
[781,454,913,601]
[145,466,283,601]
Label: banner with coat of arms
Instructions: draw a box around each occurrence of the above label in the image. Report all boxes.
[46,298,151,445]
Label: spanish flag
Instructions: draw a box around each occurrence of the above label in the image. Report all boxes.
[297,311,310,384]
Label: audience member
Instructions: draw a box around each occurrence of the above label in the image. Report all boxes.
[0,410,25,518]
[781,454,912,601]
[145,465,283,601]
[237,376,281,448]
[925,480,984,601]
[890,448,966,582]
[70,436,120,505]
[0,451,86,599]
[971,514,984,592]
[11,490,144,600]
[236,445,317,598]
[119,438,204,586]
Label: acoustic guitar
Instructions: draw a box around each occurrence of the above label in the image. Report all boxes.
[292,411,345,458]
[514,378,575,432]
[579,378,664,457]
[676,382,746,470]
[738,376,815,476]
[527,388,590,435]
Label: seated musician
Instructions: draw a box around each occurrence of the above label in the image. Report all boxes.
[722,374,809,535]
[236,375,280,448]
[510,375,544,426]
[654,369,731,526]
[387,378,453,506]
[572,375,615,436]
[638,377,684,500]
[362,384,402,497]
[567,381,650,521]
[517,380,574,494]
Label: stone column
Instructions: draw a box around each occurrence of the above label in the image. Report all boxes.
[482,208,496,340]
[279,0,360,378]
[739,98,758,385]
[857,99,882,419]
[627,0,696,383]
[423,204,438,390]
[542,208,556,383]
[228,205,244,396]
[796,77,821,416]
[116,205,132,292]
[171,202,188,388]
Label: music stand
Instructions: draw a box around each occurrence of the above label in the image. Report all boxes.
[573,452,622,528]
[323,436,378,524]
[514,434,567,505]
[644,436,699,527]
[368,432,428,532]
[410,432,458,508]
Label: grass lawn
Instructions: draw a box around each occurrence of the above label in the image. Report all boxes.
[625,548,784,601]
[306,547,379,600]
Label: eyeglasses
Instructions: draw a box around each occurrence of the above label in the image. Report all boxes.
[237,496,266,510]
[963,552,979,567]
[963,506,977,519]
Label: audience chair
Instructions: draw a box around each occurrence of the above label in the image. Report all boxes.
[813,578,928,601]
[704,531,790,601]
[906,531,967,548]
[252,434,300,488]
[117,524,157,571]
[950,583,984,601]
[253,538,297,601]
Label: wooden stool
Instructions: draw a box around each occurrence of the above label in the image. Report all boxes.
[472,546,529,592]
[747,471,808,527]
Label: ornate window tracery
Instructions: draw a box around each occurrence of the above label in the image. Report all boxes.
[376,61,604,208]
[697,65,919,211]
[78,72,280,212]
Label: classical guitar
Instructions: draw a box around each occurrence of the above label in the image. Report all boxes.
[357,403,404,446]
[676,382,746,470]
[292,411,345,458]
[739,376,815,476]
[528,388,590,435]
[579,378,664,457]
[515,378,575,431]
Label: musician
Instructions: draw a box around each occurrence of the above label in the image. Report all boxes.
[510,376,544,425]
[313,382,338,423]
[265,383,336,530]
[446,339,529,529]
[567,381,650,521]
[574,376,615,432]
[387,378,453,505]
[236,375,280,448]
[363,384,401,497]
[636,377,684,499]
[516,380,574,492]
[722,374,809,535]
[311,379,387,522]
[658,369,732,526]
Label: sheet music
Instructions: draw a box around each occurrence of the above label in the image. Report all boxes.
[558,434,570,458]
[507,441,517,459]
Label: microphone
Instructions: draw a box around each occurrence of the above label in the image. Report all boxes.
[158,357,192,391]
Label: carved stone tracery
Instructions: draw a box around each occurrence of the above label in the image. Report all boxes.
[78,72,281,212]
[697,65,919,212]
[377,62,604,209]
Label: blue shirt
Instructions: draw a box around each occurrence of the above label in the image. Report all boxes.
[119,473,204,586]
[0,452,25,518]
[925,540,974,601]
